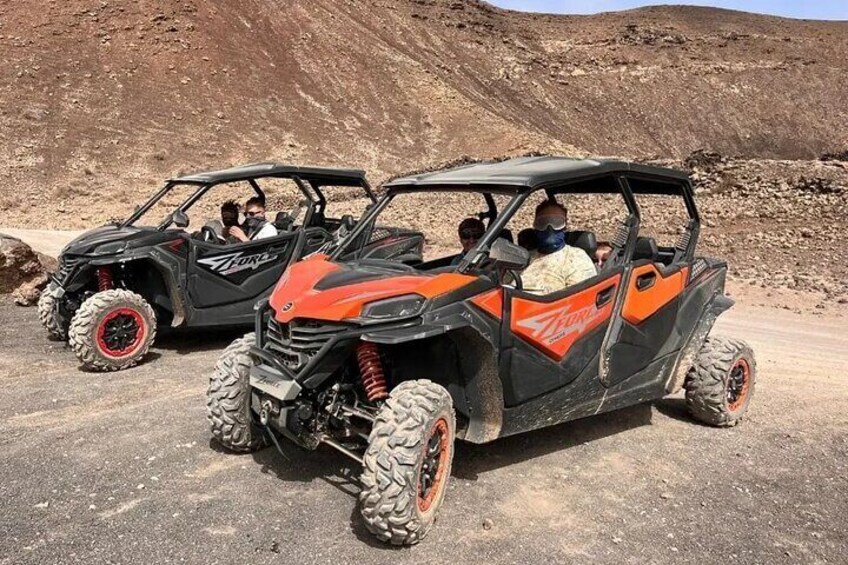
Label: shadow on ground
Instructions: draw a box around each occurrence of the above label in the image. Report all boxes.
[155,326,247,354]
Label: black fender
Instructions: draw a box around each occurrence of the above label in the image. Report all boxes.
[75,248,187,326]
[665,271,733,393]
[368,303,505,444]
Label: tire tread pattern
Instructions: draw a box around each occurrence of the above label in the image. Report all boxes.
[206,333,263,453]
[359,379,455,545]
[37,283,66,341]
[684,335,756,427]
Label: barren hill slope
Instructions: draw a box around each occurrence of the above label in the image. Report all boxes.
[1,0,847,227]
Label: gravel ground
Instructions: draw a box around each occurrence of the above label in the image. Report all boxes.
[0,295,846,564]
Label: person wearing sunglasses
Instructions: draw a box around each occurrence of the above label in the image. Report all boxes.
[521,199,596,295]
[223,196,278,242]
[451,217,486,265]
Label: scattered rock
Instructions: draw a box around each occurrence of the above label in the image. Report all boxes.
[0,234,56,306]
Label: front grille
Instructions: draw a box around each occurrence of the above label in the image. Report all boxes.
[55,255,81,284]
[368,227,392,243]
[265,318,347,372]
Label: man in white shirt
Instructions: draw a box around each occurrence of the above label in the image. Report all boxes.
[522,200,596,294]
[223,196,278,242]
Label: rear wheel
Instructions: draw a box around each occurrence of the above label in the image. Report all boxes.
[359,380,455,545]
[207,333,264,453]
[684,336,756,427]
[68,290,156,371]
[37,283,67,341]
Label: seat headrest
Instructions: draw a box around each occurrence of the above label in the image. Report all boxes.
[273,212,294,231]
[633,236,659,261]
[340,214,356,230]
[565,230,598,259]
[517,228,537,251]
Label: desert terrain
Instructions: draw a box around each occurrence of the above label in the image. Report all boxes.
[1,0,847,563]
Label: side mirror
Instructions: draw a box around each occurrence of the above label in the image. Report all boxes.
[172,210,190,228]
[489,237,530,271]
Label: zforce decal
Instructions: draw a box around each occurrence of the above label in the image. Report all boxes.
[197,250,279,276]
[517,303,601,343]
[511,276,621,360]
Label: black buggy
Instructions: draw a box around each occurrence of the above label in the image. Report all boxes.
[206,156,756,545]
[38,162,423,371]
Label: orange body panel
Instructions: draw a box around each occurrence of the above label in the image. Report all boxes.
[621,264,689,325]
[470,288,504,320]
[269,257,476,323]
[511,276,621,361]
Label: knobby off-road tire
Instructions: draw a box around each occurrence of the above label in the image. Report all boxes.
[206,333,264,453]
[68,289,156,372]
[684,336,756,427]
[360,379,456,546]
[37,283,67,341]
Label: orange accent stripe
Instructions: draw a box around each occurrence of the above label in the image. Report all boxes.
[621,264,689,325]
[269,259,476,323]
[470,288,503,320]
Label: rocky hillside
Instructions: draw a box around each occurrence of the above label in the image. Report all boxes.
[1,1,847,227]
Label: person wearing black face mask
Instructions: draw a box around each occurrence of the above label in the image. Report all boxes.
[223,196,278,242]
[521,199,596,295]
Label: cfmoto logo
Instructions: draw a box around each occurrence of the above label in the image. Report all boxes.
[282,302,294,312]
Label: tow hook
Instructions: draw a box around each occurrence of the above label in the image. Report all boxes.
[259,399,280,426]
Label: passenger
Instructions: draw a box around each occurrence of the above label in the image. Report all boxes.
[224,196,278,242]
[451,217,485,265]
[218,200,241,243]
[595,242,613,267]
[522,200,596,294]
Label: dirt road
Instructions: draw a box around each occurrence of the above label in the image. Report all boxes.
[0,295,845,564]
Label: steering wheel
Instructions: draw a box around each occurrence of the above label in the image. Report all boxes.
[200,225,224,244]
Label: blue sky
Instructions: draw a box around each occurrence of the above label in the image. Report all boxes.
[489,1,848,20]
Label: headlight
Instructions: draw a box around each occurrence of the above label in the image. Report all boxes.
[92,241,127,255]
[361,294,425,320]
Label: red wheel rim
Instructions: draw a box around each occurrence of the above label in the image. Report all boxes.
[96,307,146,358]
[417,418,450,512]
[727,358,750,411]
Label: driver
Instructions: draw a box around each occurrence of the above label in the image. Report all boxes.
[522,199,596,294]
[224,197,278,242]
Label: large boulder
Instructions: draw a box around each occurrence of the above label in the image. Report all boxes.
[0,233,58,306]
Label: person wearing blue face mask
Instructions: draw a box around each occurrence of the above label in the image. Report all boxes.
[521,199,597,295]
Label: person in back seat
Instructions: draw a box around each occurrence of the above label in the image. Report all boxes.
[451,217,486,266]
[522,200,596,294]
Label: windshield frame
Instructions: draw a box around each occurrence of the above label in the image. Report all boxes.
[329,185,527,273]
[121,175,321,230]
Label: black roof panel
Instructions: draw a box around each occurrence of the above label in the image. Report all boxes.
[171,162,367,185]
[385,156,689,191]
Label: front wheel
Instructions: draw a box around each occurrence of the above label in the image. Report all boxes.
[359,380,455,545]
[206,333,264,453]
[684,336,756,427]
[68,289,156,371]
[37,282,67,341]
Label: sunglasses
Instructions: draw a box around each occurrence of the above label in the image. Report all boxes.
[533,214,567,231]
[460,229,483,241]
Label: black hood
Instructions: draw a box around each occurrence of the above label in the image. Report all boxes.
[61,224,181,256]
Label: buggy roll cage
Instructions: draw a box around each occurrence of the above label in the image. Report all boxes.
[120,162,373,231]
[332,157,700,271]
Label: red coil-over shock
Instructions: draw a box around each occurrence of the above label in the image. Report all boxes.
[96,267,114,291]
[356,341,389,402]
